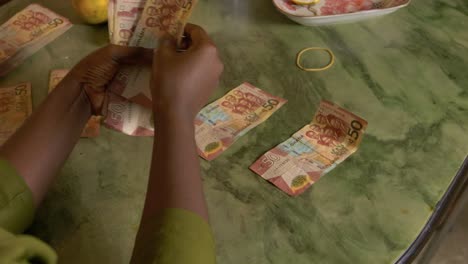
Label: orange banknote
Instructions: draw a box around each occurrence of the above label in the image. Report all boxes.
[0,4,72,76]
[104,92,154,136]
[109,0,198,107]
[250,101,368,196]
[195,83,287,160]
[49,69,101,138]
[0,82,32,145]
[104,83,287,162]
[108,0,146,45]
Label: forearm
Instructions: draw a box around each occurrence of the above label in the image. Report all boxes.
[131,112,209,261]
[149,113,208,218]
[0,76,91,206]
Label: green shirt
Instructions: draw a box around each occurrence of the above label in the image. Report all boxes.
[0,159,216,263]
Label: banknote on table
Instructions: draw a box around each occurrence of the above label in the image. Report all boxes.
[195,83,287,161]
[0,4,72,76]
[104,83,287,161]
[250,101,368,196]
[0,83,32,145]
[49,69,101,138]
[108,0,198,107]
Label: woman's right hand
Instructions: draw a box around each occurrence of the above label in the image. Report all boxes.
[151,23,224,121]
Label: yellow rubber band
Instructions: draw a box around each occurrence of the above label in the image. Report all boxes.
[296,47,335,72]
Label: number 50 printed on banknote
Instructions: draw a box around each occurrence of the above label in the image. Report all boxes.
[250,101,368,196]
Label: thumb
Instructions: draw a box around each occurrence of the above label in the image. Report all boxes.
[156,36,178,58]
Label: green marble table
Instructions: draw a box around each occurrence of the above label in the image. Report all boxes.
[1,0,468,263]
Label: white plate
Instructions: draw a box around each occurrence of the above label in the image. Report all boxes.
[273,0,411,26]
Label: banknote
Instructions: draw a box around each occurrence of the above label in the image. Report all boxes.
[108,0,116,41]
[129,0,198,48]
[109,0,198,107]
[0,82,32,145]
[49,69,101,138]
[104,83,287,161]
[48,69,69,92]
[195,83,287,161]
[104,92,154,136]
[110,0,146,45]
[250,101,368,196]
[0,4,72,76]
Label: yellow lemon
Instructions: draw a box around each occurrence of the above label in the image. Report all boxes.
[72,0,108,24]
[292,0,320,5]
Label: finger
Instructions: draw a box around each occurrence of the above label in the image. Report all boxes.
[105,44,152,65]
[178,34,191,51]
[184,23,213,49]
[155,35,178,59]
[139,49,154,65]
[159,35,178,52]
[83,84,106,115]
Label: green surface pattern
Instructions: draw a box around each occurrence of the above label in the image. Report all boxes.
[1,0,468,263]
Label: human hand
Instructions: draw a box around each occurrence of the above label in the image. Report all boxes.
[151,24,224,120]
[65,44,150,115]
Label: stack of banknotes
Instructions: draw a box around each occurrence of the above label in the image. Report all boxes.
[0,4,72,76]
[107,0,198,107]
[103,0,199,133]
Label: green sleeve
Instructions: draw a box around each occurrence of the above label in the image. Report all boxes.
[0,228,57,264]
[0,159,215,264]
[0,159,57,264]
[136,208,217,264]
[0,159,34,234]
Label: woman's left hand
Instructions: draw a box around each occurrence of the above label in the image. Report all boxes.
[66,44,151,115]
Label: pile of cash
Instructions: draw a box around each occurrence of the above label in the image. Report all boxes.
[107,0,198,107]
[103,0,200,134]
[0,4,71,145]
[103,0,199,134]
[0,4,72,76]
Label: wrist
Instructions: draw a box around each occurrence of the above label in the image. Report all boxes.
[154,108,195,130]
[54,78,93,118]
[153,101,196,122]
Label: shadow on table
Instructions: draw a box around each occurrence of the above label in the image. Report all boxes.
[396,156,468,264]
